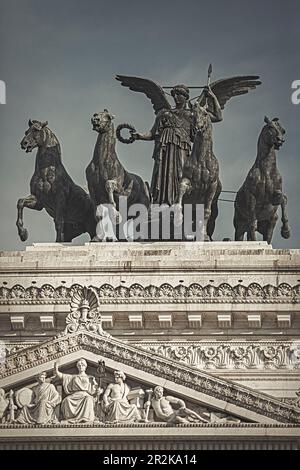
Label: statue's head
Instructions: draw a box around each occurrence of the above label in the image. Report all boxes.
[20,119,49,153]
[114,370,126,383]
[263,116,285,150]
[36,371,47,383]
[171,85,189,107]
[91,109,115,133]
[153,386,164,399]
[76,358,87,373]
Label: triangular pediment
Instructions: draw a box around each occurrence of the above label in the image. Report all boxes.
[1,330,299,426]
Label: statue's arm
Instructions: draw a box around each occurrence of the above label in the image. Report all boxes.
[132,114,161,141]
[166,395,186,409]
[54,362,63,380]
[102,384,112,406]
[132,126,155,141]
[205,88,223,123]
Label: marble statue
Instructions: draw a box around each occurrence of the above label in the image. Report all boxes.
[0,388,9,423]
[54,359,98,423]
[145,386,208,425]
[102,370,141,423]
[16,371,61,425]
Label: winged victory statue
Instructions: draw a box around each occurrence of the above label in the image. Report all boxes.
[116,70,261,240]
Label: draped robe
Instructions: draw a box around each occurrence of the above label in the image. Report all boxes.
[61,373,97,423]
[17,383,61,424]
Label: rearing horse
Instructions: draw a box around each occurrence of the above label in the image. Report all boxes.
[86,109,150,241]
[174,102,222,241]
[234,116,290,243]
[17,120,96,242]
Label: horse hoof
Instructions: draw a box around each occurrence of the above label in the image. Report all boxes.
[91,236,103,242]
[281,227,291,239]
[19,228,28,242]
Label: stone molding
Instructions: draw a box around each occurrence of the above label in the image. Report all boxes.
[1,282,299,305]
[136,341,300,370]
[4,340,300,372]
[0,331,299,424]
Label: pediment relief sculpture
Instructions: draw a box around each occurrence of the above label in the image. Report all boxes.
[0,361,245,426]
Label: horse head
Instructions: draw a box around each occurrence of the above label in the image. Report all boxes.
[191,103,211,135]
[20,119,56,153]
[262,116,285,150]
[91,109,115,134]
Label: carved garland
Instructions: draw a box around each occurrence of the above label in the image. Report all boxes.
[0,332,299,424]
[135,342,300,370]
[0,282,299,305]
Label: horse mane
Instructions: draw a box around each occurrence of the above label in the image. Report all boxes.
[255,124,276,165]
[44,127,61,155]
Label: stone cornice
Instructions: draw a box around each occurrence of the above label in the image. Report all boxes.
[1,282,299,305]
[0,421,298,429]
[1,331,299,424]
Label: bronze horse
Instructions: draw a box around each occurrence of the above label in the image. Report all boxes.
[174,102,222,240]
[86,109,150,241]
[234,117,290,243]
[17,120,96,242]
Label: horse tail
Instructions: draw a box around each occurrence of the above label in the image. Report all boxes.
[144,181,151,201]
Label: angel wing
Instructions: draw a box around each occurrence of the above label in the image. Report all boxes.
[116,75,171,115]
[198,75,262,109]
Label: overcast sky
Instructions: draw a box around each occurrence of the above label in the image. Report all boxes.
[0,0,299,251]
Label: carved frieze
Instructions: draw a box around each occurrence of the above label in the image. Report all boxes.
[0,282,299,305]
[136,342,300,370]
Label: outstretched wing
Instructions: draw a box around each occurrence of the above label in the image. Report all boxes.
[198,76,262,109]
[116,75,171,115]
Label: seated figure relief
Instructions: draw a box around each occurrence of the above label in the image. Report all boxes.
[0,388,9,423]
[54,359,100,423]
[145,386,209,425]
[102,370,141,423]
[16,371,61,425]
[6,360,243,426]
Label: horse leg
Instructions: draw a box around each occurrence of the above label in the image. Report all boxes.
[174,178,191,226]
[233,207,245,241]
[54,193,66,242]
[203,181,217,241]
[264,213,278,244]
[16,195,43,242]
[280,194,291,239]
[235,225,246,241]
[105,180,122,224]
[245,192,257,241]
[93,204,118,242]
[207,181,221,241]
[92,204,105,242]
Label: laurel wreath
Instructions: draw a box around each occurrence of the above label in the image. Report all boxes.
[116,123,136,144]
